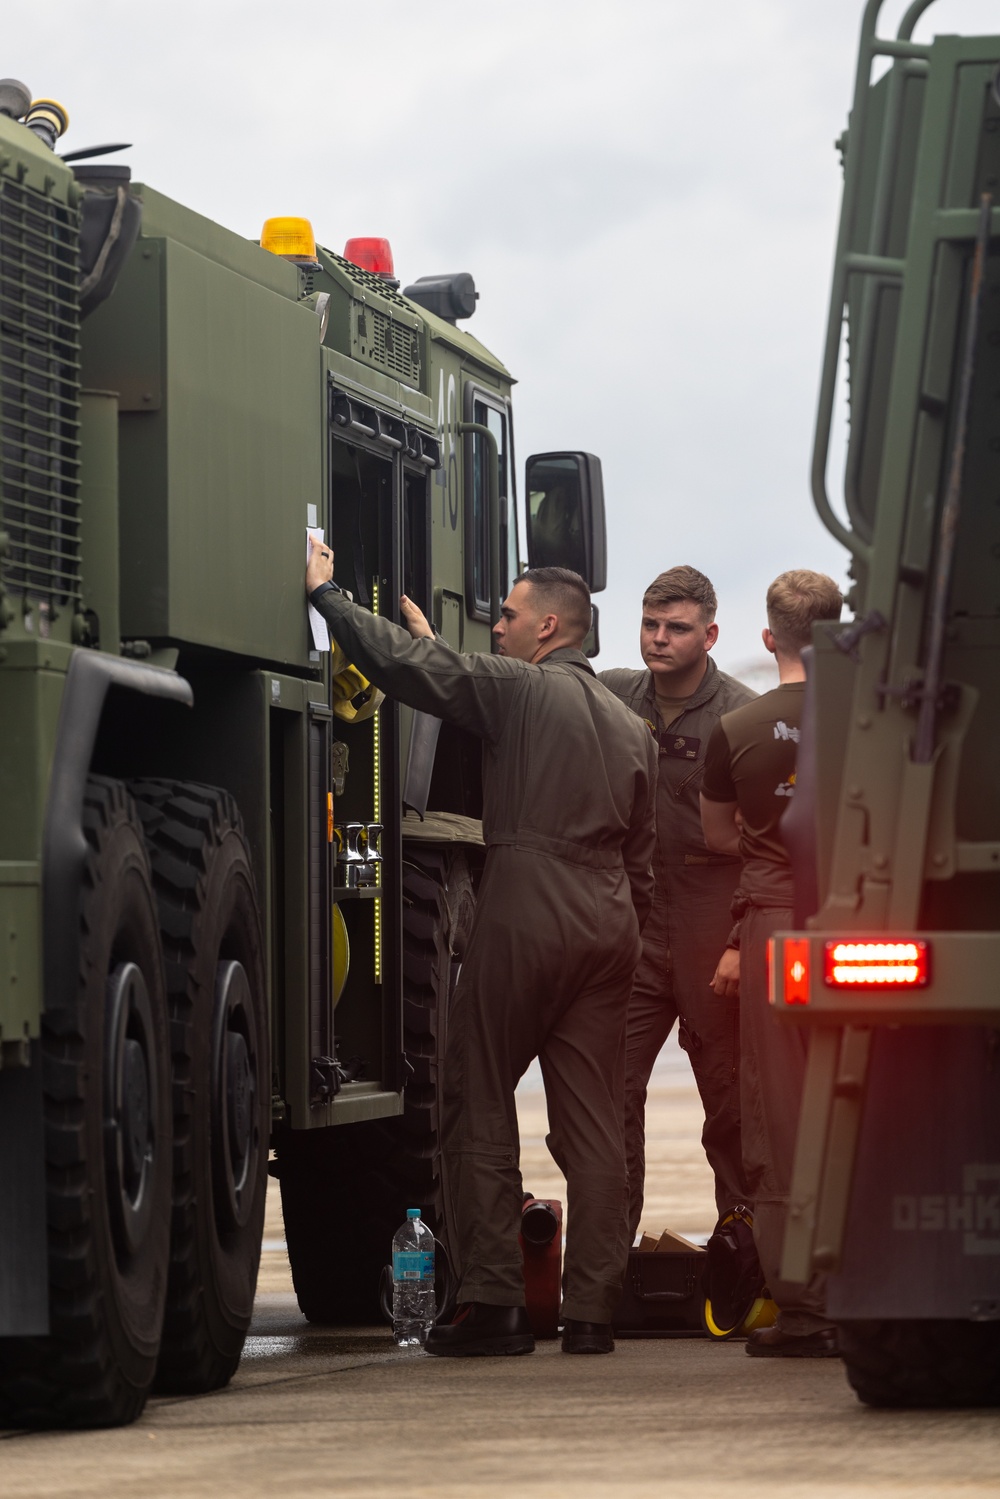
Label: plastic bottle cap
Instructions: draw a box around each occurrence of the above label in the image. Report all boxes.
[407,1208,420,1219]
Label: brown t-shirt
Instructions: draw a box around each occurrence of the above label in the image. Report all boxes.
[701,682,805,870]
[653,691,694,724]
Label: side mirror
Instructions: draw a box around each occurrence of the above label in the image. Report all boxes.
[524,452,607,593]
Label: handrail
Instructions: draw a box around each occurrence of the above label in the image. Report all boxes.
[809,0,944,564]
[913,194,992,764]
[898,0,938,42]
[809,2,884,562]
[841,45,925,540]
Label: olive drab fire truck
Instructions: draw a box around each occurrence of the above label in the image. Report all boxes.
[772,0,1000,1407]
[0,80,606,1427]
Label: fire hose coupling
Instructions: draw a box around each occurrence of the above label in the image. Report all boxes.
[26,98,70,150]
[334,821,383,889]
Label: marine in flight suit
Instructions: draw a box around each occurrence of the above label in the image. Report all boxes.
[600,657,755,1226]
[308,551,656,1353]
[600,568,755,1232]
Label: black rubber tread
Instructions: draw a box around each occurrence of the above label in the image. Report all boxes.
[0,777,172,1429]
[276,1119,402,1324]
[398,845,474,1217]
[128,779,269,1394]
[278,844,474,1324]
[840,1319,1000,1408]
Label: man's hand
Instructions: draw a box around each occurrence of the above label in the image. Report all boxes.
[709,946,740,1000]
[306,535,335,595]
[400,595,434,640]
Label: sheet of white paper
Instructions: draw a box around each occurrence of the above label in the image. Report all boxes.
[306,528,330,652]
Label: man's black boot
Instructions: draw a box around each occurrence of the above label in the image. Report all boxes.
[425,1302,535,1358]
[561,1320,614,1354]
[745,1325,839,1359]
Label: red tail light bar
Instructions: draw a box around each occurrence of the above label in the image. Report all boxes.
[824,940,929,988]
[774,938,930,1003]
[770,932,997,1023]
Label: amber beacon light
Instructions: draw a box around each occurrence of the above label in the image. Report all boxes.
[260,217,319,264]
[823,940,930,989]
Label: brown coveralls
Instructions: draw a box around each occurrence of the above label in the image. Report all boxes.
[312,591,657,1323]
[599,659,755,1230]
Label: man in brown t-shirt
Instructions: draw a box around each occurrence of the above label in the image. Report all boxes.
[700,569,842,1358]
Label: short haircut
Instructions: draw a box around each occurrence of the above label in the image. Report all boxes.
[766,569,843,653]
[642,566,717,623]
[518,567,592,639]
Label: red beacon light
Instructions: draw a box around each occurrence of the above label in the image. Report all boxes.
[823,940,930,989]
[343,237,396,280]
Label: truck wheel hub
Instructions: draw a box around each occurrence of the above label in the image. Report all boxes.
[104,960,159,1257]
[212,960,259,1232]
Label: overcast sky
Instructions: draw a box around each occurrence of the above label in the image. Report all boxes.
[7,0,998,680]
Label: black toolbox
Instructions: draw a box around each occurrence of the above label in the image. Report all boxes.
[612,1248,707,1338]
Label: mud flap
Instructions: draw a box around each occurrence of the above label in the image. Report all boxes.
[828,1025,1000,1321]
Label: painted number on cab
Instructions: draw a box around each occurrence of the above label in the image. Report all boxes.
[437,370,459,531]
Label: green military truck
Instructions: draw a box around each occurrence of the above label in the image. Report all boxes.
[771,0,1000,1406]
[0,82,605,1427]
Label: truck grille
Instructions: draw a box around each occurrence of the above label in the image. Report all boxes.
[368,308,421,385]
[0,178,81,607]
[353,302,422,388]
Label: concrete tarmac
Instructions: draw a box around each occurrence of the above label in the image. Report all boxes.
[2,1040,995,1498]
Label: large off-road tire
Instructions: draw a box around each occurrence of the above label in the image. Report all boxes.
[277,844,474,1324]
[0,778,172,1429]
[840,1319,1000,1408]
[398,844,475,1228]
[129,780,268,1393]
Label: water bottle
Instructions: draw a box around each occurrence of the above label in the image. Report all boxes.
[392,1208,436,1346]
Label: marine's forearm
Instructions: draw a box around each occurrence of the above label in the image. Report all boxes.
[312,588,429,689]
[310,587,509,735]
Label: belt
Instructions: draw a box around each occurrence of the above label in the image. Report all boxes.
[656,853,740,869]
[682,853,739,867]
[486,832,624,871]
[739,858,794,908]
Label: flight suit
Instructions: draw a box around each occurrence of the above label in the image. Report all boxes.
[599,658,755,1229]
[311,589,657,1323]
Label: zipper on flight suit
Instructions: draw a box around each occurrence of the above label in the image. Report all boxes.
[673,762,705,799]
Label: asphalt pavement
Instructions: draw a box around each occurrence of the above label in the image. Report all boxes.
[2,1038,995,1498]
